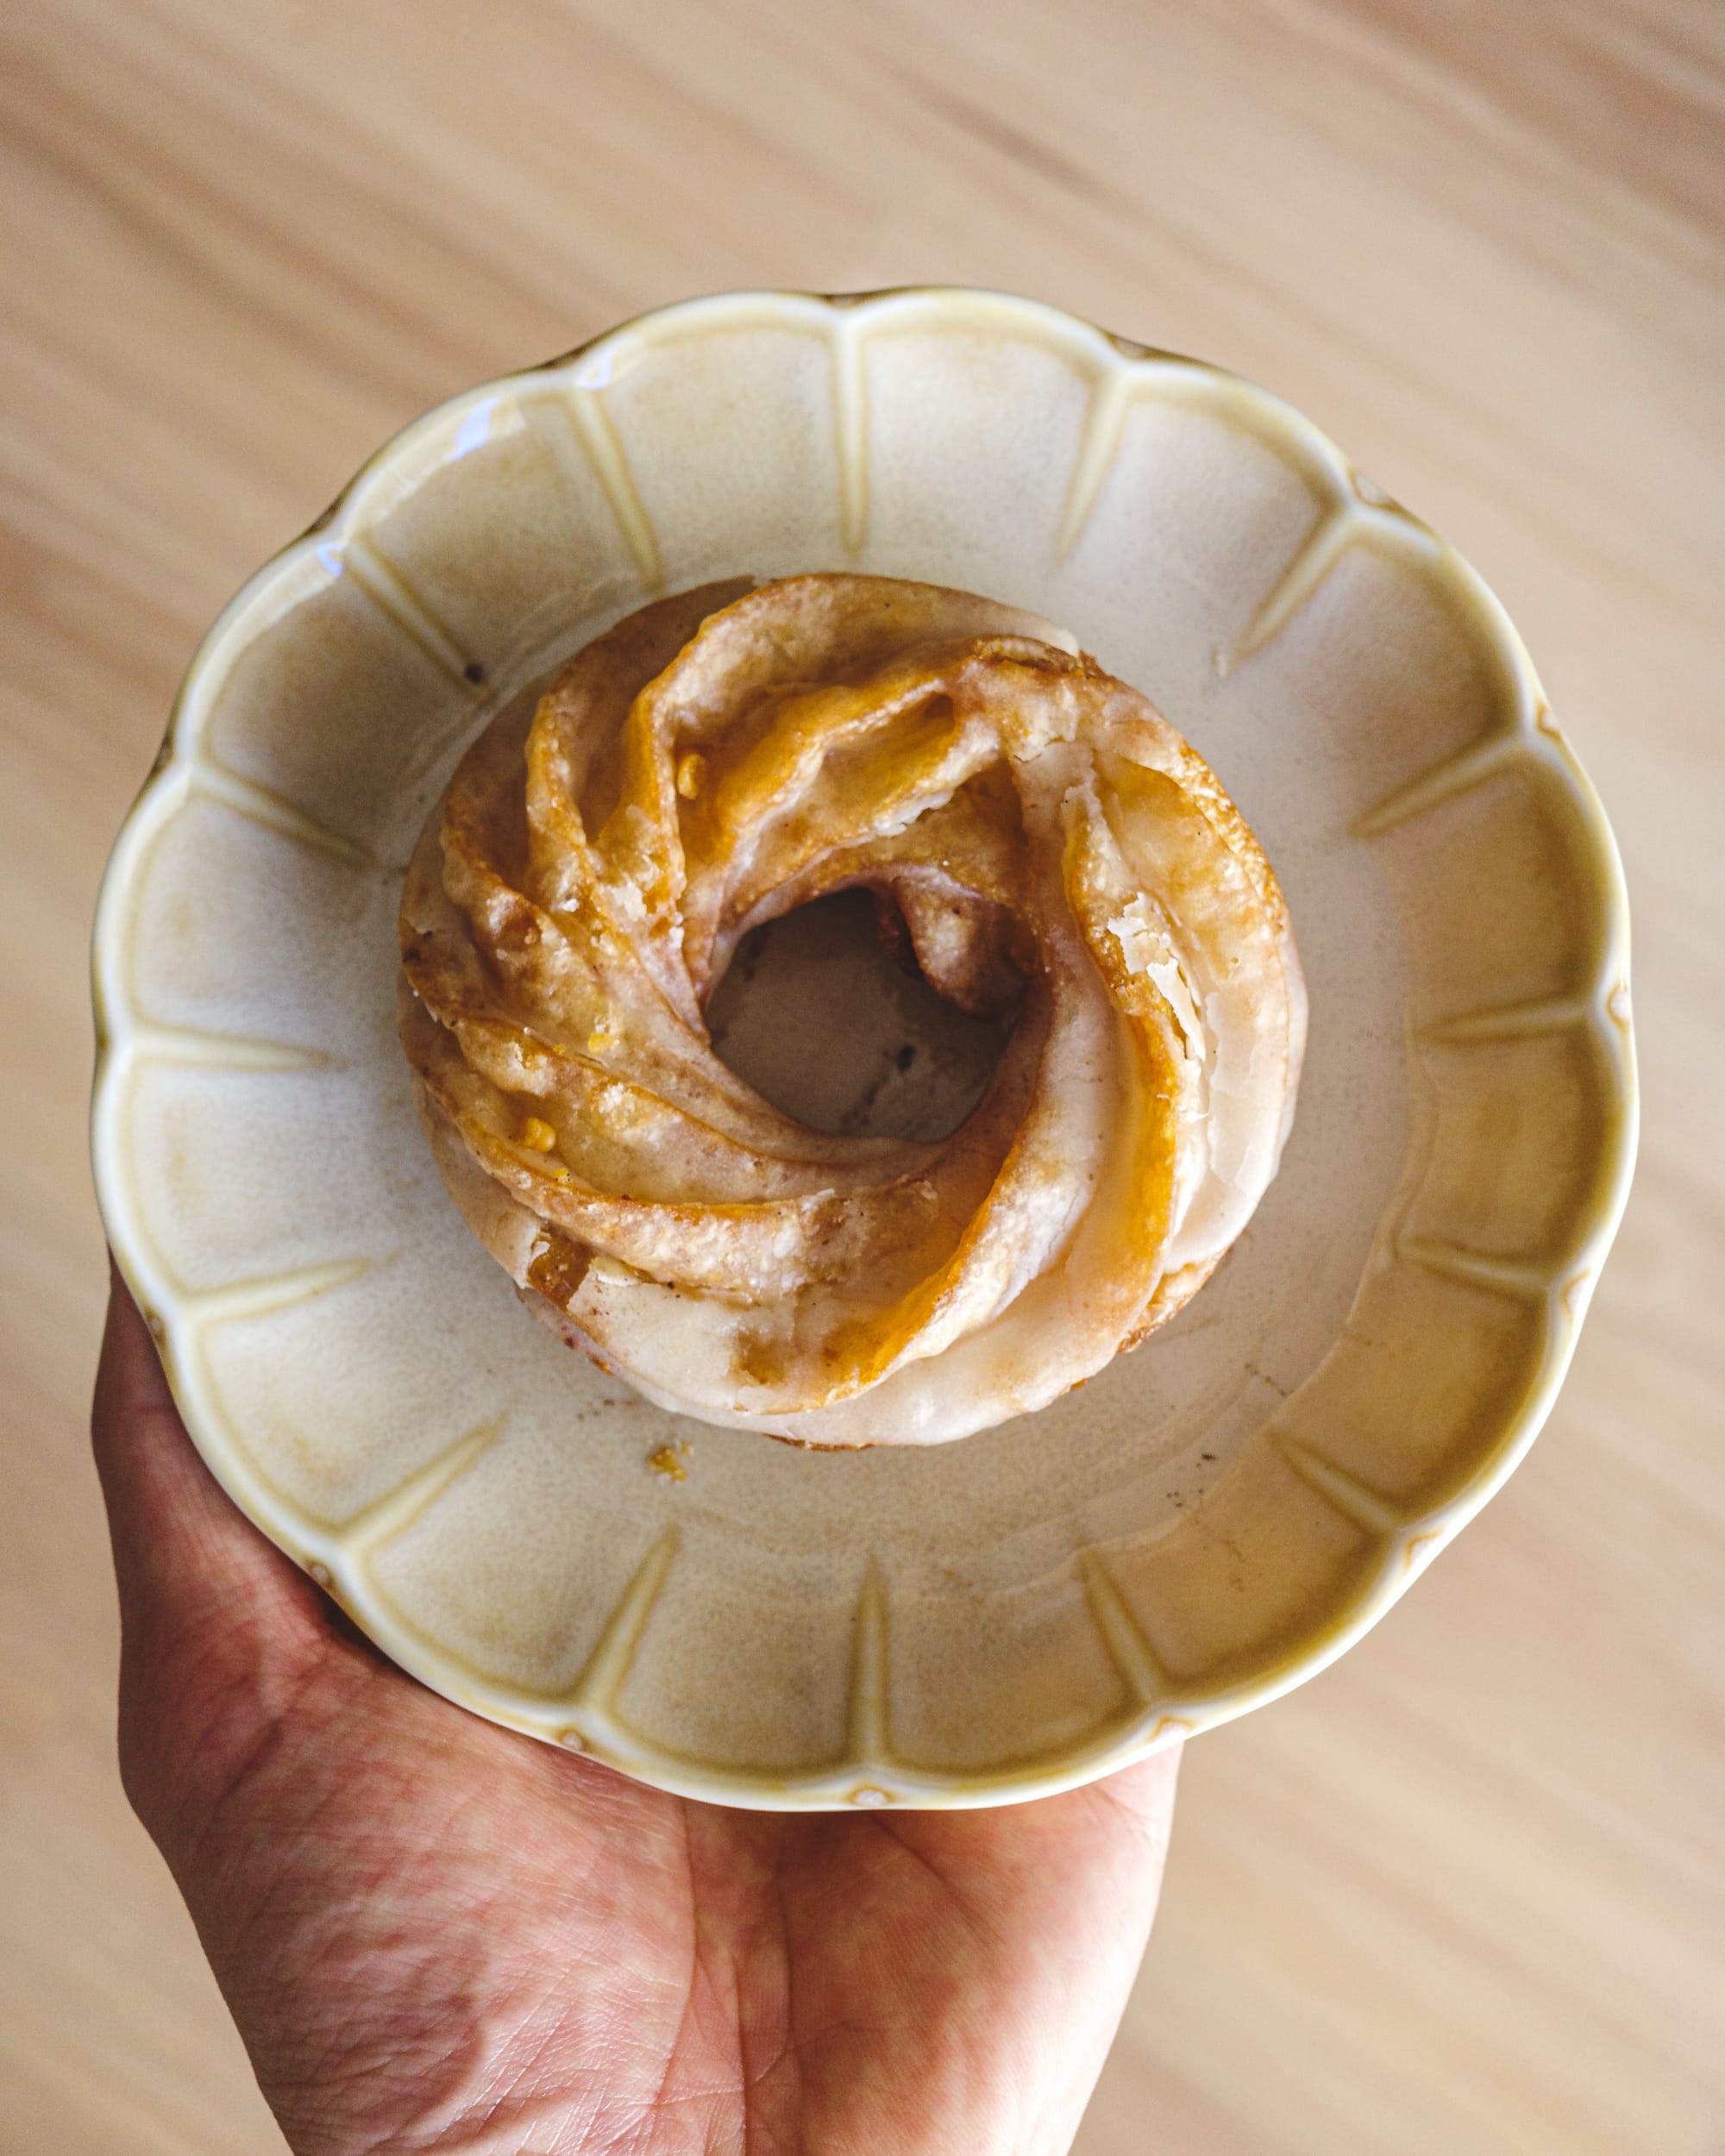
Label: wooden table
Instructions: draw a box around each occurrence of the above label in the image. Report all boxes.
[3,3,1721,2148]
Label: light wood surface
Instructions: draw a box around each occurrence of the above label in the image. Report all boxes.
[3,1,1722,2149]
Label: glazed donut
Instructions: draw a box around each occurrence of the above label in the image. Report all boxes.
[398,573,1305,1446]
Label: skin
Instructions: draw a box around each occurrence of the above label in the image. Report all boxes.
[92,1274,1179,2156]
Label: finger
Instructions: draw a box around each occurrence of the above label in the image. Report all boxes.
[1085,1743,1182,1915]
[91,1266,328,1668]
[1091,1740,1182,1853]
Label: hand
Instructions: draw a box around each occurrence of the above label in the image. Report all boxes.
[93,1273,1178,2156]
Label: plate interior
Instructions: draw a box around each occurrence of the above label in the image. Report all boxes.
[92,291,1634,1807]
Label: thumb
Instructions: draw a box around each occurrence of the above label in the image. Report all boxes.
[91,1267,335,1820]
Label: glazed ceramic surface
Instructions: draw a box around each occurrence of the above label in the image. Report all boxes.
[91,290,1635,1808]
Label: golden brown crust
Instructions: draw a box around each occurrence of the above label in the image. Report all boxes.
[398,573,1304,1447]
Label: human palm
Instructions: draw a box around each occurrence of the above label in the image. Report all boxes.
[94,1277,1178,2155]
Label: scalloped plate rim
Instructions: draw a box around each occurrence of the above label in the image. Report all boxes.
[89,285,1639,1810]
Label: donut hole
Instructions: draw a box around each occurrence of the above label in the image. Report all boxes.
[705,888,1012,1143]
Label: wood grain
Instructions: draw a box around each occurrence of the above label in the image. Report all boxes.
[2,1,1721,2149]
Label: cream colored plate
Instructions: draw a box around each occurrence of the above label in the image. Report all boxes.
[91,289,1636,1809]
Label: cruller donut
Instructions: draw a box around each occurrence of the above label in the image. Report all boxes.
[398,573,1305,1447]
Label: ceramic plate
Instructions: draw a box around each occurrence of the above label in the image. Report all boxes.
[91,289,1635,1808]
